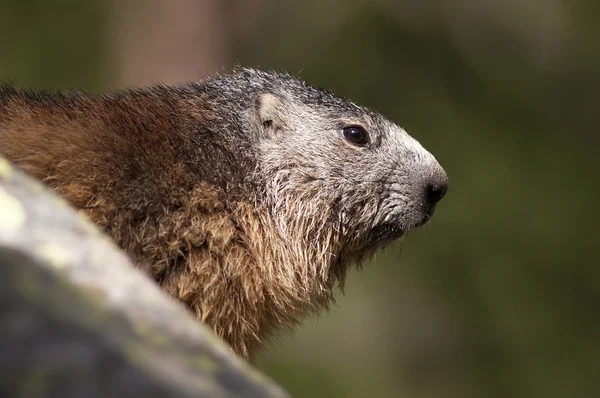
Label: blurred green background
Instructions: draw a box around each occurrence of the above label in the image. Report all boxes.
[1,1,598,397]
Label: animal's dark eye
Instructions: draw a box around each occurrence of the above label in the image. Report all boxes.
[342,125,369,146]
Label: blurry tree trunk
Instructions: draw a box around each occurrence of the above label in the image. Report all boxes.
[107,0,266,87]
[108,0,230,87]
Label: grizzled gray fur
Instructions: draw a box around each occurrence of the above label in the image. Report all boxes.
[0,68,448,360]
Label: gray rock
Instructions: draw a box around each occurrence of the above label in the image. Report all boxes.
[0,156,289,398]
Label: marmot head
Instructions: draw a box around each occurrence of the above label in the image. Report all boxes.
[199,69,448,272]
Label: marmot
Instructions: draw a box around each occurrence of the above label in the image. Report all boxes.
[0,68,448,360]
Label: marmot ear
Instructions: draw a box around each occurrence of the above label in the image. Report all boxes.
[256,93,284,135]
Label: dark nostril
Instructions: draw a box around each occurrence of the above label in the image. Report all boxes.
[426,181,448,204]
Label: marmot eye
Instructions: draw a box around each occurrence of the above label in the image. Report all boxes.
[342,125,369,146]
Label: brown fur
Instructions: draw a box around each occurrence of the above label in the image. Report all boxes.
[0,70,447,360]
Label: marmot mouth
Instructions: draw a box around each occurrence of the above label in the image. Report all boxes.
[416,212,433,228]
[369,222,405,245]
[368,211,433,247]
[355,222,405,255]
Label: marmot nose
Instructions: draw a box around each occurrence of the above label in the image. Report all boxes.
[425,171,449,205]
[426,181,448,204]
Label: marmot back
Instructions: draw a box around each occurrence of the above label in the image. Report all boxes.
[0,68,448,360]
